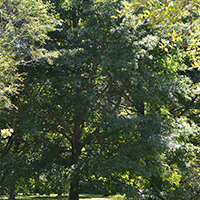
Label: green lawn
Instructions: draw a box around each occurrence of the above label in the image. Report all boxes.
[0,194,113,200]
[80,194,110,199]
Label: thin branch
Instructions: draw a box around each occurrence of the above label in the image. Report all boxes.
[50,124,72,145]
[111,88,124,115]
[178,95,199,117]
[41,111,73,136]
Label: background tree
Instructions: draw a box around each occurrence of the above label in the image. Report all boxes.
[0,0,59,199]
[106,0,200,68]
[0,0,59,109]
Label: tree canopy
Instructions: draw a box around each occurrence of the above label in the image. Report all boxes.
[0,1,200,200]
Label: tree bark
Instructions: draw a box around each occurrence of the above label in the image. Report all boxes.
[103,190,109,197]
[0,176,5,195]
[67,116,83,200]
[8,185,16,200]
[68,145,81,200]
[67,178,79,200]
[138,100,145,115]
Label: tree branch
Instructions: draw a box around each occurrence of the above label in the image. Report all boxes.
[41,111,73,136]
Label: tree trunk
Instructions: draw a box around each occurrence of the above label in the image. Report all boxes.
[0,176,5,195]
[68,145,81,200]
[138,100,145,115]
[67,179,79,200]
[104,190,109,197]
[68,115,83,200]
[8,185,16,200]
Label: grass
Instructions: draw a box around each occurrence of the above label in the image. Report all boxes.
[80,194,110,199]
[0,194,112,200]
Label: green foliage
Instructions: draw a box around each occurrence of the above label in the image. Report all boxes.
[0,0,200,200]
[0,0,59,109]
[103,0,200,68]
[0,0,60,197]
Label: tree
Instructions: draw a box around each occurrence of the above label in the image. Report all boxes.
[19,0,199,200]
[1,0,199,199]
[0,0,59,198]
[0,0,58,109]
[105,0,200,68]
[0,93,69,199]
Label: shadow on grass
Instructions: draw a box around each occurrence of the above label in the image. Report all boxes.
[33,197,57,199]
[0,195,57,200]
[80,194,104,198]
[0,194,110,200]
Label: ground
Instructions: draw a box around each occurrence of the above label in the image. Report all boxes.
[0,194,121,200]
